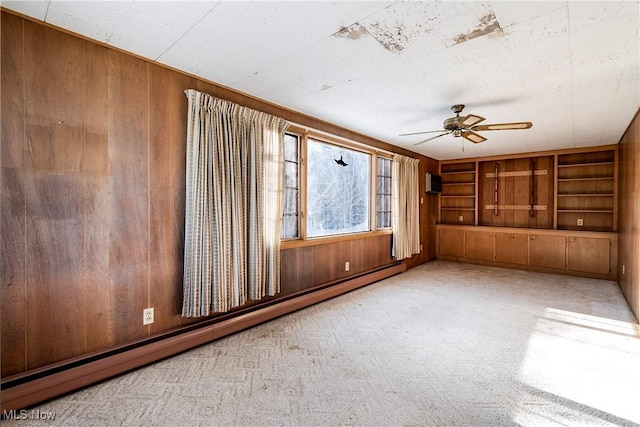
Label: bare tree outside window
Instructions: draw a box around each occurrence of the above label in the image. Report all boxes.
[307,139,370,237]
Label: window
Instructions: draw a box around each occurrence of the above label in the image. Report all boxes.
[281,132,300,239]
[306,138,370,237]
[376,157,392,229]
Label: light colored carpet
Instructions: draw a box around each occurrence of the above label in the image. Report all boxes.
[4,260,639,426]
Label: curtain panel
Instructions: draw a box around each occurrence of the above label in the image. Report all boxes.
[182,89,289,317]
[391,154,421,260]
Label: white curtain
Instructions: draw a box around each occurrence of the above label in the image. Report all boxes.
[182,89,289,317]
[391,154,421,260]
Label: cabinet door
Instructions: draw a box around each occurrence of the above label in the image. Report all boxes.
[529,234,566,269]
[438,228,465,257]
[495,233,529,265]
[567,237,610,275]
[464,230,494,261]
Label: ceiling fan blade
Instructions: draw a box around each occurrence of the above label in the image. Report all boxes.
[400,129,447,136]
[460,114,485,127]
[473,122,532,131]
[461,130,487,144]
[413,131,451,146]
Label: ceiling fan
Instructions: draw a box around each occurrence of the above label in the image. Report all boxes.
[401,104,532,145]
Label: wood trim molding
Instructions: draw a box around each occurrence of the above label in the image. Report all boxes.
[441,144,619,164]
[0,262,406,412]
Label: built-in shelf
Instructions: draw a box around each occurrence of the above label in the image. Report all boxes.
[556,149,616,232]
[438,146,618,232]
[439,161,477,225]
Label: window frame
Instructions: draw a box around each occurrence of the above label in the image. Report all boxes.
[281,131,302,241]
[281,125,393,249]
[375,156,393,230]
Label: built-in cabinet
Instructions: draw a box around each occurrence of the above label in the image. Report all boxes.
[436,225,617,280]
[439,146,618,233]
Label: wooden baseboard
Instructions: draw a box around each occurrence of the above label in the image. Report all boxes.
[0,262,406,412]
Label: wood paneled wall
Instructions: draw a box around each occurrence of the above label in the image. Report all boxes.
[1,11,437,378]
[478,156,554,228]
[617,109,640,321]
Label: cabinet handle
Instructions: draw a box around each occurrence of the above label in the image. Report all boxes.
[531,235,536,240]
[512,235,517,238]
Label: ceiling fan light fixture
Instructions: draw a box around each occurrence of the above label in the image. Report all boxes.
[453,129,462,137]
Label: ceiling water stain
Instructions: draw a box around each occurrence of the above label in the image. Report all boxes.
[334,16,430,54]
[334,23,370,40]
[367,20,412,53]
[453,12,502,45]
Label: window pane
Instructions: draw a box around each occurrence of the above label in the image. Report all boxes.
[282,133,300,239]
[376,157,392,229]
[284,161,298,188]
[307,139,370,237]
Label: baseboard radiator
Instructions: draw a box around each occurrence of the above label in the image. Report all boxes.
[1,262,406,412]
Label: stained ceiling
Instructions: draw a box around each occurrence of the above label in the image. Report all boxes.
[2,1,639,160]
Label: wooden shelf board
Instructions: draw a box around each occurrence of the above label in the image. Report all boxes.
[557,209,614,213]
[441,171,475,175]
[441,208,475,211]
[557,177,614,182]
[440,195,475,198]
[557,161,614,168]
[557,193,613,197]
[442,182,476,186]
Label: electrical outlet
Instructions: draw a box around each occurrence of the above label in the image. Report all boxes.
[577,218,584,227]
[458,215,464,222]
[143,308,154,325]
[345,261,350,272]
[622,265,625,275]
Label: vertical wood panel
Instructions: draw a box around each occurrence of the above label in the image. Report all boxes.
[149,65,194,331]
[148,63,172,333]
[503,160,514,226]
[84,41,112,352]
[23,22,86,368]
[107,51,149,343]
[1,12,27,376]
[512,158,529,227]
[617,110,640,321]
[534,156,553,228]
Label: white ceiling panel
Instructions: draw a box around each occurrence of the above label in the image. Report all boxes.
[2,0,638,160]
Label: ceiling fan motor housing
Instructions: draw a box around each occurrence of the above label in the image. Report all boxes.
[443,116,463,131]
[444,104,466,132]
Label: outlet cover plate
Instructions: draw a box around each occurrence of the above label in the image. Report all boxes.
[143,308,154,325]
